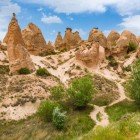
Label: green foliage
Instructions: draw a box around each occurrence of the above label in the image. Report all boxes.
[107,56,118,67]
[67,75,95,108]
[82,115,140,140]
[37,100,59,122]
[123,65,131,72]
[127,42,138,53]
[52,107,66,130]
[126,59,140,102]
[106,100,140,122]
[18,68,30,75]
[36,68,50,76]
[50,85,65,101]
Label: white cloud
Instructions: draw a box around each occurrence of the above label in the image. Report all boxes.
[0,0,21,41]
[119,15,140,35]
[41,14,62,24]
[20,0,140,16]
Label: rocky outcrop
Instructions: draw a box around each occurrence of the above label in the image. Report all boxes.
[46,41,54,52]
[107,31,120,48]
[22,23,47,55]
[76,42,105,68]
[55,28,82,51]
[112,30,138,56]
[3,14,35,74]
[88,28,107,48]
[55,32,63,49]
[137,36,140,44]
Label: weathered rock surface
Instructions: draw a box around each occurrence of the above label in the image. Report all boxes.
[88,28,107,48]
[112,30,138,56]
[3,14,35,74]
[107,31,120,48]
[55,32,63,49]
[22,23,47,55]
[76,42,105,68]
[55,28,82,51]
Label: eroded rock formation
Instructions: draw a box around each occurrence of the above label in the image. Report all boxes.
[107,31,120,48]
[55,28,82,51]
[3,14,35,74]
[88,28,107,48]
[112,30,139,56]
[76,42,105,68]
[22,23,47,55]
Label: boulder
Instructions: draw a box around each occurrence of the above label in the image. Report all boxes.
[107,31,120,48]
[88,28,107,48]
[76,42,105,68]
[3,13,35,74]
[22,23,47,55]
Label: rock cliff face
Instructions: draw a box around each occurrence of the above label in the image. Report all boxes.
[76,42,105,68]
[88,28,107,48]
[112,30,138,56]
[22,23,47,55]
[3,14,35,74]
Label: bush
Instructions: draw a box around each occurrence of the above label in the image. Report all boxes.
[67,75,95,108]
[50,85,65,101]
[127,42,138,53]
[37,100,59,122]
[107,56,118,67]
[36,68,50,76]
[18,68,30,75]
[0,65,10,74]
[52,107,66,130]
[126,59,140,103]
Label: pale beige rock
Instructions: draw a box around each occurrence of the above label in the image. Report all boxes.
[107,31,120,48]
[22,23,47,55]
[76,42,105,68]
[3,14,35,74]
[88,28,107,48]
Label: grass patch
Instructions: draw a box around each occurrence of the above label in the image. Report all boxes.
[0,107,95,140]
[106,99,140,122]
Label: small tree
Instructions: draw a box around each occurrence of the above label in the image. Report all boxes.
[67,75,95,108]
[50,85,65,101]
[126,59,140,103]
[52,107,66,130]
[37,100,59,122]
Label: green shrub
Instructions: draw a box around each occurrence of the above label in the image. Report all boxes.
[52,107,66,130]
[126,59,140,103]
[36,68,50,76]
[50,85,65,101]
[67,75,95,108]
[37,100,59,122]
[107,56,118,67]
[127,42,138,53]
[18,68,30,75]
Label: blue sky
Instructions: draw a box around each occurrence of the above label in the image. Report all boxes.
[0,0,140,42]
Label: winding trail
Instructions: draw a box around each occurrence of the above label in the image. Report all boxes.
[90,71,129,127]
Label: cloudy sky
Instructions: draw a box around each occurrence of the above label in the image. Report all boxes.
[0,0,140,42]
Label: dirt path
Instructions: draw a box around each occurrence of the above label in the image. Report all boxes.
[90,70,129,127]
